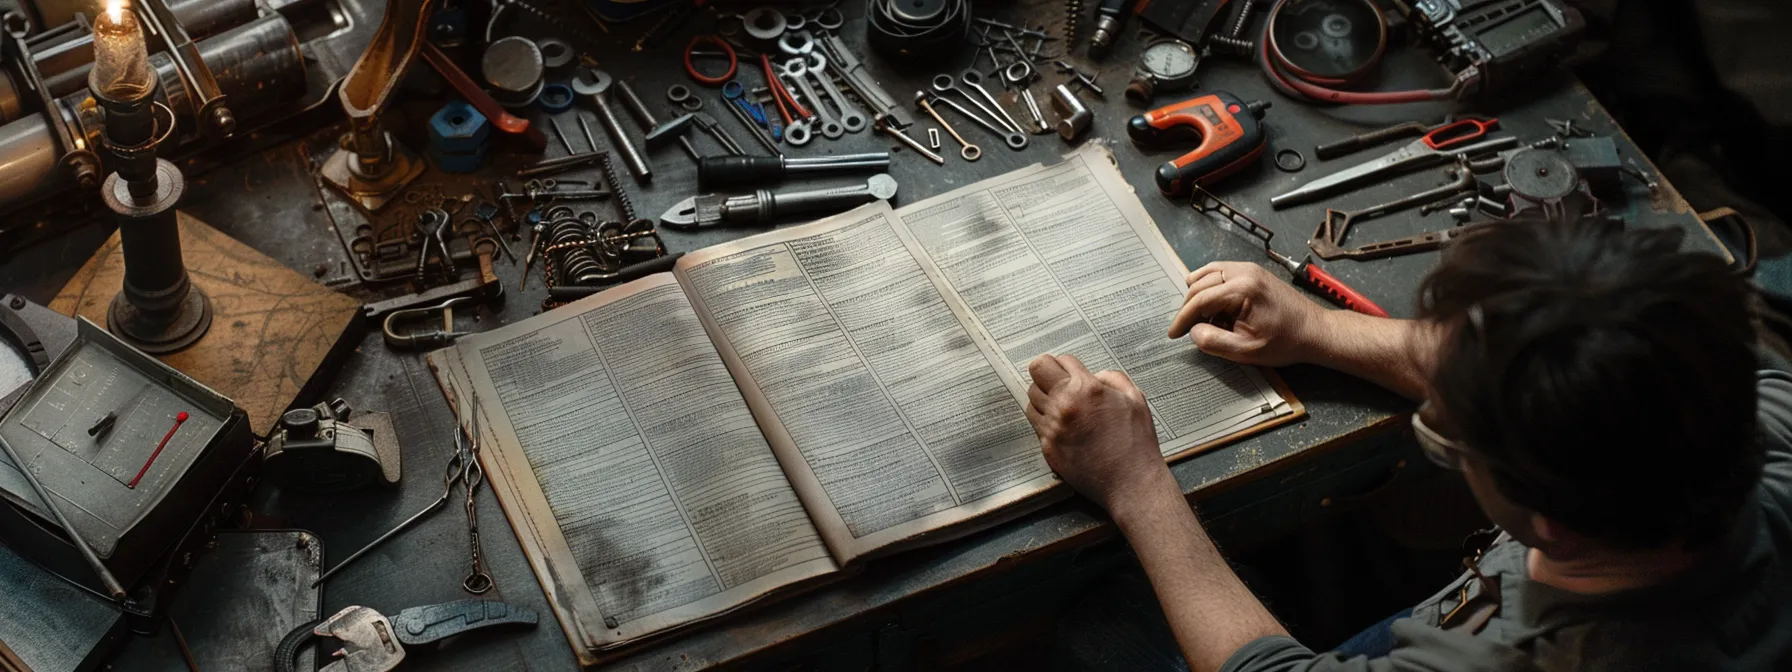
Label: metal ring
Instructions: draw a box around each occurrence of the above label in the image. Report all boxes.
[1275,148,1307,172]
[741,7,786,41]
[783,12,807,31]
[814,8,844,31]
[778,29,813,56]
[538,83,575,113]
[680,98,704,112]
[667,84,692,102]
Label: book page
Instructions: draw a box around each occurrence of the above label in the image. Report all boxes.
[895,146,1294,460]
[428,275,836,662]
[676,204,1056,563]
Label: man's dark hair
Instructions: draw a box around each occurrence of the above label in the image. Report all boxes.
[1418,219,1761,549]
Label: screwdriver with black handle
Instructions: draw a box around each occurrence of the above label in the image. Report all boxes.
[697,153,892,189]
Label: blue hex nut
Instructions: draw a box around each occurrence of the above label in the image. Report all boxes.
[428,100,490,156]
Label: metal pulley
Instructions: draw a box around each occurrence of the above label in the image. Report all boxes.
[1503,147,1593,223]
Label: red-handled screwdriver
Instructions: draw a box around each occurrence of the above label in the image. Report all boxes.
[1191,185,1389,318]
[1262,247,1389,318]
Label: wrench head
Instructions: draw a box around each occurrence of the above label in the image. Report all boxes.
[571,69,613,96]
[782,58,808,77]
[930,74,957,93]
[316,606,405,672]
[785,119,813,146]
[960,69,984,86]
[865,174,899,201]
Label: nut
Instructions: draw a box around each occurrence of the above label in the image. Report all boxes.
[428,100,491,156]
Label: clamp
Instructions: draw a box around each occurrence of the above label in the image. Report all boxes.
[276,600,538,672]
[382,297,475,350]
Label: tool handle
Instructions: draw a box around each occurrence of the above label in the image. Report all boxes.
[419,42,546,151]
[1313,122,1427,160]
[1130,92,1268,195]
[698,155,784,188]
[1301,263,1389,318]
[1422,118,1499,150]
[765,175,899,220]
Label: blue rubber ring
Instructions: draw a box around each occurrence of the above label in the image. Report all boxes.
[538,83,575,113]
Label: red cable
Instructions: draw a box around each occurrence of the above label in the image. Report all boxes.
[1257,0,1455,105]
[684,35,737,86]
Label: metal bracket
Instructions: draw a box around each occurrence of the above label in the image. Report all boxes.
[136,0,233,138]
[1309,165,1481,261]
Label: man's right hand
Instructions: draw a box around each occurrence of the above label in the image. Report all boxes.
[1169,262,1330,367]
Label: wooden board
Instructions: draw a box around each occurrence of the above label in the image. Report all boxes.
[50,212,361,437]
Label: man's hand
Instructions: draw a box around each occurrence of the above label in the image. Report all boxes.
[1169,262,1329,367]
[1025,354,1175,516]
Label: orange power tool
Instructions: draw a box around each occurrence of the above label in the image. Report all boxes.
[1128,92,1270,196]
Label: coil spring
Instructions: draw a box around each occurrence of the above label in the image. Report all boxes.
[1212,0,1259,55]
[594,151,636,222]
[544,216,606,286]
[1063,0,1084,47]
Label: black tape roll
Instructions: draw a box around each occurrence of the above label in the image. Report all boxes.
[867,0,971,66]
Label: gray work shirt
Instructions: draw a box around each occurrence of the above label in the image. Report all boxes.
[1222,370,1792,671]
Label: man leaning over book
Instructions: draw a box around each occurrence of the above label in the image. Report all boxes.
[1025,218,1792,671]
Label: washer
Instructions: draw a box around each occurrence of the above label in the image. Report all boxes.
[741,7,786,42]
[538,83,575,113]
[1275,148,1307,172]
[778,30,814,56]
[537,38,575,71]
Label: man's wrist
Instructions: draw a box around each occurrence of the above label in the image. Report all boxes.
[1107,466,1184,530]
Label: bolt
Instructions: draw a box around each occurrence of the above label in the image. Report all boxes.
[8,296,23,309]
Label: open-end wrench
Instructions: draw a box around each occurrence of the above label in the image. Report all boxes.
[960,69,1025,136]
[808,55,868,133]
[922,92,1027,151]
[913,93,982,161]
[782,62,844,139]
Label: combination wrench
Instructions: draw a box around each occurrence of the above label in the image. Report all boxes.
[781,61,845,139]
[960,69,1026,136]
[807,54,868,133]
[921,92,1028,150]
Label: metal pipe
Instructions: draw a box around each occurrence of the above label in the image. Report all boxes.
[0,14,305,211]
[13,0,261,121]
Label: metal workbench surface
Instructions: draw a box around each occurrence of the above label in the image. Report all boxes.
[0,2,1719,669]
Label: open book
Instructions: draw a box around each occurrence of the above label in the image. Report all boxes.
[428,146,1303,665]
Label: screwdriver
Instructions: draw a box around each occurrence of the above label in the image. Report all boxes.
[696,153,892,189]
[1192,186,1388,318]
[1262,245,1389,318]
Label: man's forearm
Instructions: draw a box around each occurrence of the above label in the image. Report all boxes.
[1303,311,1434,401]
[1111,471,1289,672]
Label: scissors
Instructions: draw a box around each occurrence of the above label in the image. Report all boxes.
[1271,118,1514,209]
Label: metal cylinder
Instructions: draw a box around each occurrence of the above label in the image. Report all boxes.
[18,0,262,119]
[0,13,304,212]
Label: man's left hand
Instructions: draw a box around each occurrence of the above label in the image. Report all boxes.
[1026,354,1175,516]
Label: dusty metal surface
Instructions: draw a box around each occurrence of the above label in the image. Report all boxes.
[0,0,1717,669]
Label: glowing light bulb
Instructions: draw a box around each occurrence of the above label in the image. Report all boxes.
[90,0,155,102]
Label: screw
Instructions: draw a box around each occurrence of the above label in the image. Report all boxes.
[8,296,23,309]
